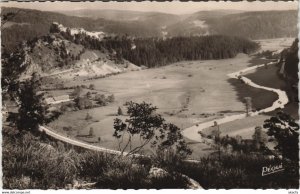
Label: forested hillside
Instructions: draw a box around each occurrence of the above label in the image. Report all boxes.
[1,31,138,93]
[167,10,297,39]
[211,11,297,39]
[1,7,163,52]
[280,38,298,102]
[60,9,182,27]
[62,9,297,39]
[53,23,259,68]
[283,39,298,86]
[117,36,259,67]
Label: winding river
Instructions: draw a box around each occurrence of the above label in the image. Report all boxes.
[181,61,289,142]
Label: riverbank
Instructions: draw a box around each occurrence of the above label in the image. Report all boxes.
[182,61,289,142]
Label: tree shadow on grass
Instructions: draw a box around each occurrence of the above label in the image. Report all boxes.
[227,78,278,113]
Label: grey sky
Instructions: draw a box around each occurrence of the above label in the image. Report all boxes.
[1,1,298,15]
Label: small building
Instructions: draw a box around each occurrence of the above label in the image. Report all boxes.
[46,95,71,105]
[53,95,70,102]
[45,97,55,104]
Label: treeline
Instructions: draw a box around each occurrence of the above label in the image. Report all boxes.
[283,38,298,86]
[279,38,298,103]
[122,36,259,67]
[57,27,259,67]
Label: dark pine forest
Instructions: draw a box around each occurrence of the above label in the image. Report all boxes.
[1,23,260,92]
[53,25,260,68]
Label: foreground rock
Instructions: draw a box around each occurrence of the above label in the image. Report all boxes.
[148,167,203,189]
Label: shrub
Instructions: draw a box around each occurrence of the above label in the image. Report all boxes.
[95,158,148,189]
[263,111,299,161]
[89,84,95,90]
[76,151,113,180]
[85,113,92,120]
[63,126,73,131]
[95,94,107,106]
[89,127,94,137]
[177,153,299,189]
[107,94,115,103]
[60,104,68,112]
[86,91,92,99]
[71,86,82,98]
[75,97,93,110]
[117,107,123,115]
[2,132,79,189]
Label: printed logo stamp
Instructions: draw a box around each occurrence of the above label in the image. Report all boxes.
[262,163,284,176]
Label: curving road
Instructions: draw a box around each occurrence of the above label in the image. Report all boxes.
[39,126,127,155]
[182,61,289,142]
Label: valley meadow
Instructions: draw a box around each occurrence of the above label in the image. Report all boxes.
[47,38,293,159]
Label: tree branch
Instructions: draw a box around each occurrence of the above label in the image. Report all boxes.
[121,134,131,156]
[118,132,125,152]
[127,137,152,156]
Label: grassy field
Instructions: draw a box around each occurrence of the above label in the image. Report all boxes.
[247,57,275,66]
[245,64,286,90]
[48,54,275,158]
[48,39,294,158]
[227,78,278,111]
[201,115,270,139]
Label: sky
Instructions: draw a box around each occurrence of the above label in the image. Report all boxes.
[0,1,298,15]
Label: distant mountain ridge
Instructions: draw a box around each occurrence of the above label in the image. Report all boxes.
[1,7,298,52]
[61,9,297,39]
[1,7,165,52]
[167,10,297,38]
[58,9,182,25]
[211,10,297,39]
